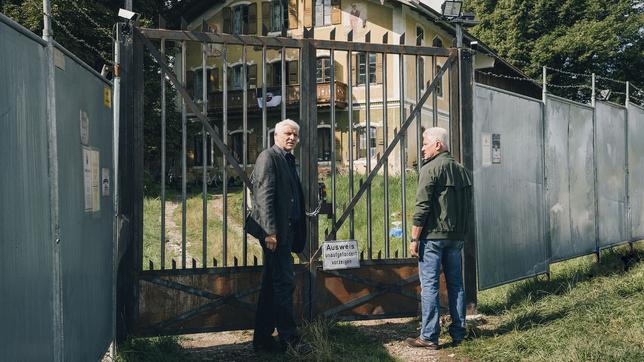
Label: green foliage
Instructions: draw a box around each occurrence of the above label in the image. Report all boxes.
[467,0,644,103]
[116,336,184,362]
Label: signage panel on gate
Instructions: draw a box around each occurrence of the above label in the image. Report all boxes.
[322,240,360,270]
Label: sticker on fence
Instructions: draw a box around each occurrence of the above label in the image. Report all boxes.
[322,240,360,270]
[492,133,502,164]
[83,146,100,212]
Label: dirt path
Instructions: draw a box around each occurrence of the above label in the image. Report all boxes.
[178,317,471,361]
[165,201,195,265]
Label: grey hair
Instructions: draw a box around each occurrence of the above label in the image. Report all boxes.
[423,127,449,150]
[274,119,300,135]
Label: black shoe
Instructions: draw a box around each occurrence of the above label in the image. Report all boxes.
[253,336,280,353]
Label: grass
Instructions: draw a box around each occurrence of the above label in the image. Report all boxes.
[456,243,644,361]
[143,172,419,268]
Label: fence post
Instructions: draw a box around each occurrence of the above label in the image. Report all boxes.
[300,28,319,320]
[450,48,477,311]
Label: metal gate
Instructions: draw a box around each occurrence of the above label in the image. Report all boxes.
[116,23,474,336]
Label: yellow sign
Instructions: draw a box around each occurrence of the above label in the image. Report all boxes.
[104,87,112,108]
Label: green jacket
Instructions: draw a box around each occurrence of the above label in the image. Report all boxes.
[413,152,472,240]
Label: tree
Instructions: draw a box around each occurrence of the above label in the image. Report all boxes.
[467,0,644,103]
[2,0,204,186]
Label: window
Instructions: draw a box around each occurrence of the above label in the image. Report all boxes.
[315,0,331,26]
[435,65,443,97]
[358,126,377,159]
[223,4,257,35]
[229,131,245,164]
[271,0,284,32]
[416,26,424,46]
[418,58,425,90]
[357,53,377,85]
[192,68,219,101]
[227,64,257,90]
[318,126,332,161]
[316,56,332,83]
[193,133,213,166]
[432,36,443,48]
[266,60,298,86]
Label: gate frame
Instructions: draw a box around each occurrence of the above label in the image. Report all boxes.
[116,24,476,338]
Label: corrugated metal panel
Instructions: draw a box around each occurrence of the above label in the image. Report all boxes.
[628,102,644,240]
[595,101,628,248]
[473,84,548,290]
[0,18,54,361]
[545,96,596,261]
[55,50,114,361]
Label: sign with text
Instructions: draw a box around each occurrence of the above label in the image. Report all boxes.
[322,240,360,270]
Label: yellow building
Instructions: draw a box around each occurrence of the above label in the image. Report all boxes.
[176,0,530,176]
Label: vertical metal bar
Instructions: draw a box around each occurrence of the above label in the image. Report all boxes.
[366,50,372,260]
[432,55,437,126]
[160,39,166,269]
[281,47,287,121]
[111,22,122,357]
[222,46,228,267]
[330,48,337,227]
[347,44,355,239]
[262,45,267,149]
[181,40,187,269]
[242,45,248,266]
[591,73,600,256]
[43,1,63,359]
[399,40,407,257]
[624,81,631,242]
[201,42,208,268]
[382,43,390,258]
[415,54,422,173]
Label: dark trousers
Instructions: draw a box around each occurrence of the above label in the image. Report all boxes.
[253,234,296,343]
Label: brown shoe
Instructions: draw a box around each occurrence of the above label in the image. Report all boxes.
[405,337,440,350]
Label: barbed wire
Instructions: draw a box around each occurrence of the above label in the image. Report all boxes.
[48,12,113,65]
[546,83,592,90]
[475,70,542,85]
[67,0,113,38]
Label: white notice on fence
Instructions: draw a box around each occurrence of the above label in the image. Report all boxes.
[83,147,93,211]
[83,147,100,212]
[481,133,491,166]
[322,240,360,271]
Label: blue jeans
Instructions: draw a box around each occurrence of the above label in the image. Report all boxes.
[418,239,466,344]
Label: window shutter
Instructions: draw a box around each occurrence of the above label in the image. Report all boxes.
[208,68,219,92]
[288,0,298,29]
[375,53,383,84]
[223,7,232,34]
[331,0,341,25]
[186,70,195,97]
[249,132,258,162]
[248,3,258,34]
[288,60,298,85]
[303,0,312,28]
[248,64,258,88]
[262,2,271,35]
[351,53,358,85]
[376,126,384,146]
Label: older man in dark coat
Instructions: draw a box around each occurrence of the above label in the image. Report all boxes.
[249,119,308,353]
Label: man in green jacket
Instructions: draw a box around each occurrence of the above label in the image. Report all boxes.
[405,127,472,350]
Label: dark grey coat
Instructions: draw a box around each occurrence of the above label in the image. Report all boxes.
[250,144,306,253]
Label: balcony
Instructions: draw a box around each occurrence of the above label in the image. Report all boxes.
[204,81,348,113]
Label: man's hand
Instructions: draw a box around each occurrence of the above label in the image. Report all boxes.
[265,234,277,251]
[409,241,419,257]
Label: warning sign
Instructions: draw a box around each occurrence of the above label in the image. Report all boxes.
[322,240,360,271]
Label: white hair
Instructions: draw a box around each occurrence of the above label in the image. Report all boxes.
[423,127,449,150]
[274,119,300,135]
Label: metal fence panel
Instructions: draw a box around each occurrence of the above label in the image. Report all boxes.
[474,84,547,290]
[595,101,628,248]
[545,96,596,261]
[55,47,114,361]
[628,102,644,240]
[0,17,54,362]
